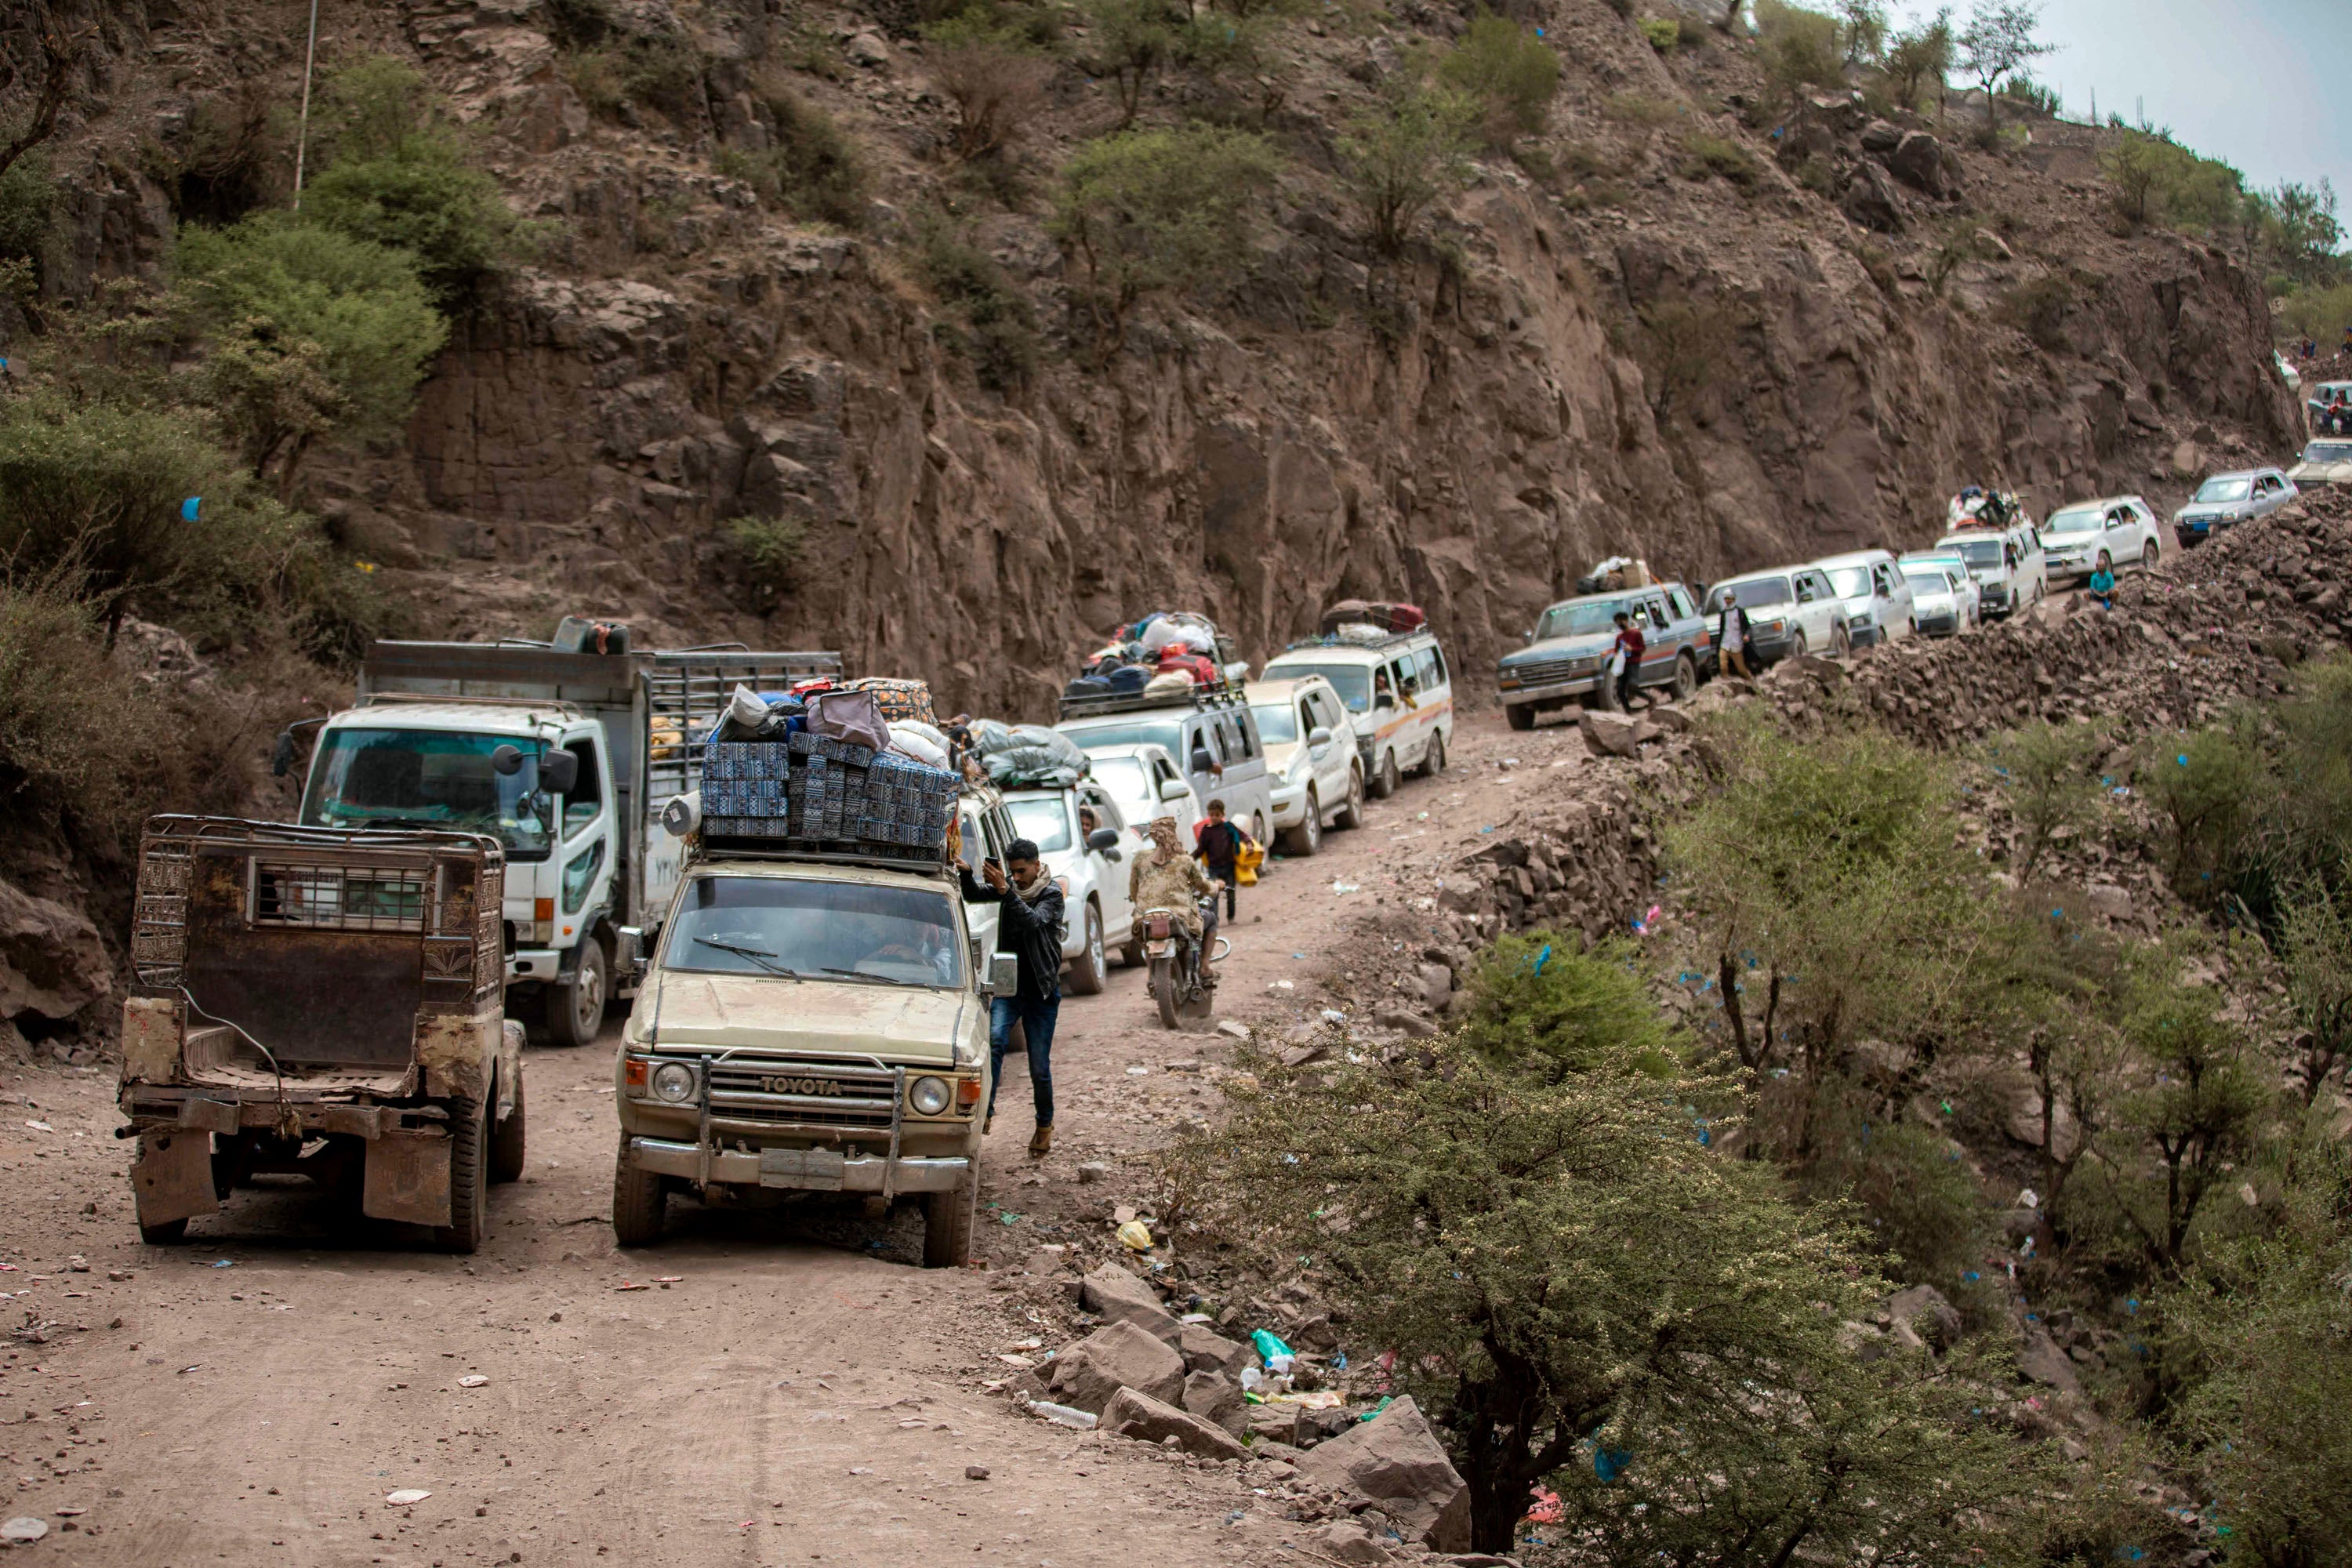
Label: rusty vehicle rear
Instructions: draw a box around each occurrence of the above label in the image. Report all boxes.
[116,816,524,1253]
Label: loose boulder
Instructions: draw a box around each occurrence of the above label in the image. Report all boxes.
[1578,709,1643,758]
[1045,1319,1188,1414]
[1177,1321,1250,1378]
[1887,130,1962,197]
[1886,1283,1963,1351]
[1181,1368,1247,1436]
[1841,162,1905,233]
[0,877,112,1024]
[1101,1386,1250,1460]
[1294,1396,1471,1552]
[1078,1263,1180,1343]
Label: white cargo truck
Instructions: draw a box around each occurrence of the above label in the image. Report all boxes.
[279,620,839,1046]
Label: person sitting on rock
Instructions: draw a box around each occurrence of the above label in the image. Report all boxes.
[2086,562,2117,612]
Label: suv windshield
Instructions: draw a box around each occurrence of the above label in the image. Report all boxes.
[1534,601,1628,641]
[2194,477,2253,503]
[2046,506,2103,535]
[300,728,550,858]
[1250,703,1299,743]
[1705,577,1791,612]
[666,875,962,988]
[1005,795,1075,853]
[1903,569,1950,593]
[1060,717,1185,753]
[1265,662,1370,712]
[1822,567,1870,598]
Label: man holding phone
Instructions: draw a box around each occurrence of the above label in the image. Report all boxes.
[959,839,1066,1155]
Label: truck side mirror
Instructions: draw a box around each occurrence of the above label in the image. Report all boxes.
[1307,725,1334,749]
[492,744,525,776]
[539,750,580,795]
[271,728,296,779]
[1189,747,1215,775]
[1086,827,1121,853]
[988,953,1019,996]
[614,926,644,978]
[1158,778,1190,803]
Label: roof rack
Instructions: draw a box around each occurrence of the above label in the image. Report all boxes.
[1057,678,1247,721]
[355,691,586,718]
[695,840,950,874]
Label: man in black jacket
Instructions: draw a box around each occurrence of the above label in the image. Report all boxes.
[960,838,1066,1155]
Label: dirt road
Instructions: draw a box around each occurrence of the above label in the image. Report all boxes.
[0,711,1570,1565]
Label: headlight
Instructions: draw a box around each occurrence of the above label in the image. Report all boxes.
[909,1076,951,1116]
[651,1062,697,1104]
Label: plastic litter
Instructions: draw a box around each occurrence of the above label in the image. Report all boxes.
[2017,1188,2040,1209]
[1116,1220,1156,1250]
[457,1374,489,1388]
[211,1259,234,1269]
[1027,1399,1098,1429]
[1250,1329,1296,1377]
[1357,1395,1394,1422]
[1330,880,1360,895]
[386,1490,431,1507]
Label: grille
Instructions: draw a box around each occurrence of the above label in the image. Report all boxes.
[1511,658,1592,687]
[250,862,431,931]
[706,1064,898,1131]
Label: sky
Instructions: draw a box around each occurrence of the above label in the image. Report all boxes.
[1907,0,2348,210]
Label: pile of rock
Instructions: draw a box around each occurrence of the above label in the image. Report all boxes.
[1004,1259,1474,1556]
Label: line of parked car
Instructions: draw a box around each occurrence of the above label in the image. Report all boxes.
[973,624,1461,990]
[1492,488,2190,731]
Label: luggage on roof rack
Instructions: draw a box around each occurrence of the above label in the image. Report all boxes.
[1319,600,1426,636]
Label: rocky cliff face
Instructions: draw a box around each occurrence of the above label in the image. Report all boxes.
[35,0,2301,720]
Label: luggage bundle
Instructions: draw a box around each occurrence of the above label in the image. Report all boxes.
[1062,610,1241,704]
[1573,557,1652,595]
[969,720,1090,789]
[1318,600,1426,637]
[694,685,959,862]
[842,676,938,727]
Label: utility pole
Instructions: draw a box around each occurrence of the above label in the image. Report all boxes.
[291,0,321,211]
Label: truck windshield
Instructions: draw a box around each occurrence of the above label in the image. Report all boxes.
[301,728,550,858]
[1941,538,2003,568]
[1265,662,1370,712]
[666,875,962,989]
[1704,578,1790,612]
[1005,795,1074,853]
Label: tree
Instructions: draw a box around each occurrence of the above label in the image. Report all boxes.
[1836,0,1889,64]
[1435,14,1559,150]
[1883,5,1953,110]
[2267,179,2343,285]
[1174,1034,2057,1558]
[924,16,1054,160]
[176,216,448,477]
[1337,81,1472,258]
[1079,0,1182,129]
[201,317,350,495]
[299,57,521,299]
[1453,931,1682,1073]
[2274,884,2352,1104]
[1956,0,2053,132]
[1985,719,2110,878]
[1637,295,1743,416]
[1050,125,1278,347]
[0,0,85,184]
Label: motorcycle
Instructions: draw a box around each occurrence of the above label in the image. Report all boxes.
[1139,897,1229,1029]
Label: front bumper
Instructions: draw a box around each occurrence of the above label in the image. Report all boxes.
[507,947,561,981]
[1497,672,1603,707]
[1849,622,1883,648]
[1269,778,1308,827]
[2046,558,2092,583]
[626,1136,969,1193]
[1917,611,1961,637]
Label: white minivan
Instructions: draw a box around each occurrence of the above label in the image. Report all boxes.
[1245,674,1365,857]
[1261,628,1454,800]
[1807,549,1917,647]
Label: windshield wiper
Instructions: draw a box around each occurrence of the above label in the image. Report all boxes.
[692,936,804,977]
[818,965,926,987]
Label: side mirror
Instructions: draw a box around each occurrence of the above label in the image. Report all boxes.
[1189,747,1215,775]
[1374,692,1396,710]
[492,744,525,777]
[1523,629,1534,644]
[1159,777,1191,803]
[539,750,580,795]
[1087,826,1120,853]
[988,953,1020,997]
[271,728,297,779]
[1307,725,1334,748]
[614,926,644,977]
[969,937,986,982]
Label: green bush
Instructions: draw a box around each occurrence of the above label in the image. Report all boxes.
[1051,125,1279,346]
[1998,271,2078,351]
[715,88,867,228]
[1173,1040,2052,1557]
[1078,0,1183,129]
[923,15,1055,161]
[1639,16,1679,50]
[2137,720,2267,902]
[1755,0,1845,103]
[1676,129,1759,187]
[300,56,521,299]
[1455,932,1682,1073]
[1636,294,1744,414]
[1602,93,1684,127]
[0,572,147,829]
[913,217,1038,392]
[2100,128,2246,238]
[177,216,448,453]
[1802,1082,1990,1285]
[726,516,809,605]
[1437,14,1561,147]
[0,150,57,265]
[1985,719,2111,877]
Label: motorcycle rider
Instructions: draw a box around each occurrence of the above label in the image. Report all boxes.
[1129,815,1221,989]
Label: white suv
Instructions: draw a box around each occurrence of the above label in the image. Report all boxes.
[2041,495,2161,583]
[1000,781,1137,995]
[1245,675,1365,856]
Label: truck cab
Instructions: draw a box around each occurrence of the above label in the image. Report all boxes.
[285,627,838,1047]
[610,851,1000,1266]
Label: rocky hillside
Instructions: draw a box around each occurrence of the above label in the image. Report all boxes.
[22,0,2296,715]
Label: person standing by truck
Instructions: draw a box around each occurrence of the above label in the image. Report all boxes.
[1610,611,1647,710]
[1716,591,1754,679]
[960,839,1065,1154]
